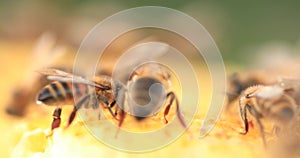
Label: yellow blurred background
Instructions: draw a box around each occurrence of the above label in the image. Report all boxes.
[1,1,300,158]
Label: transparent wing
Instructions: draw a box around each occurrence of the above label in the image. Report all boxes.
[254,85,284,99]
[118,42,170,68]
[23,32,66,85]
[29,32,65,70]
[38,68,74,78]
[277,77,300,89]
[112,42,170,83]
[37,68,110,90]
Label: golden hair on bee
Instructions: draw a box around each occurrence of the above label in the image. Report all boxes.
[239,84,297,147]
[36,68,121,136]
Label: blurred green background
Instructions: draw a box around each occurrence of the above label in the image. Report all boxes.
[1,0,299,65]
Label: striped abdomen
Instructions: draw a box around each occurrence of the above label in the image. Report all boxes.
[36,81,88,106]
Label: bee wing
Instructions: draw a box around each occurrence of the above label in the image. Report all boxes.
[29,33,65,68]
[37,68,110,90]
[277,77,300,89]
[253,85,284,99]
[113,42,170,82]
[37,68,74,78]
[23,32,66,86]
[120,42,170,68]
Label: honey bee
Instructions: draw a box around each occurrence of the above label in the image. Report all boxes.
[226,72,270,110]
[270,108,300,158]
[110,42,187,131]
[6,32,65,116]
[36,42,187,135]
[36,65,187,134]
[239,83,298,146]
[120,62,187,128]
[36,69,124,133]
[267,78,300,157]
[227,73,263,103]
[37,64,186,133]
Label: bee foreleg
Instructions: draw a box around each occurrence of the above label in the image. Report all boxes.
[239,104,249,135]
[97,96,119,120]
[67,94,90,127]
[164,92,176,124]
[109,100,119,120]
[164,92,187,128]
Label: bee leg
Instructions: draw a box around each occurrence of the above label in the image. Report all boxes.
[51,107,62,131]
[66,94,90,127]
[92,97,102,120]
[107,99,117,116]
[253,114,267,147]
[90,95,101,120]
[112,81,126,117]
[67,107,77,128]
[97,95,119,120]
[239,104,249,135]
[114,102,119,116]
[115,104,126,138]
[109,100,118,120]
[164,92,187,128]
[113,81,126,138]
[246,105,267,147]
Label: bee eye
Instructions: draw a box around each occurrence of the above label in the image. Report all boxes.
[246,94,252,98]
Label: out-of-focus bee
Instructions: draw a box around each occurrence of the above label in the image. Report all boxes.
[36,42,187,135]
[270,107,300,158]
[36,65,187,134]
[226,72,270,110]
[110,42,187,131]
[226,56,300,110]
[37,42,186,136]
[36,69,125,133]
[118,62,187,129]
[239,83,299,146]
[6,32,65,116]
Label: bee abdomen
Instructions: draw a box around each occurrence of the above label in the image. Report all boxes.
[37,81,75,106]
[37,88,56,105]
